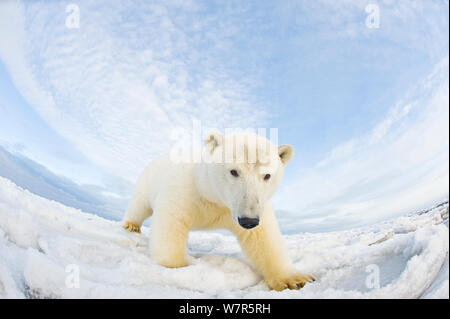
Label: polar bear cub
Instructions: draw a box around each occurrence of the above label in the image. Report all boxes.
[122,131,314,291]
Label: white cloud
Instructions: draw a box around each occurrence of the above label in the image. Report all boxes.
[0,0,268,182]
[276,58,449,229]
[275,0,449,68]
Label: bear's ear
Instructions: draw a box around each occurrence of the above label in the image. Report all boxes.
[278,145,294,165]
[204,131,224,154]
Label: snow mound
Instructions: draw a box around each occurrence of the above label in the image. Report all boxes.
[0,176,448,298]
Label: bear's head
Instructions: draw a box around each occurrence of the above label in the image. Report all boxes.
[198,131,293,229]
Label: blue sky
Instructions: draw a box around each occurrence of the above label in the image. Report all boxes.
[0,0,448,230]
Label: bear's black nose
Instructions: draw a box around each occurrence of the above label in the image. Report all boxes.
[238,217,259,229]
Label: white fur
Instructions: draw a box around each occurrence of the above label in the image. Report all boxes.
[122,132,314,290]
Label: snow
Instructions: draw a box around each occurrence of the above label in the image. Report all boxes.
[0,176,448,299]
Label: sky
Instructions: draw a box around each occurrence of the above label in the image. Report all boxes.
[0,0,448,231]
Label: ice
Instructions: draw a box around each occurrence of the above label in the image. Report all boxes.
[0,176,448,298]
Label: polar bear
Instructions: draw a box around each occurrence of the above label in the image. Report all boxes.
[122,131,315,291]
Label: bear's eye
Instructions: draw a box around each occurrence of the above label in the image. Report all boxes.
[230,170,239,177]
[264,174,271,181]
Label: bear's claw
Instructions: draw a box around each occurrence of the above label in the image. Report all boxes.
[123,221,141,233]
[267,273,315,291]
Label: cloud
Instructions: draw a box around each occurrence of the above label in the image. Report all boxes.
[0,0,268,182]
[275,58,449,230]
[273,0,449,67]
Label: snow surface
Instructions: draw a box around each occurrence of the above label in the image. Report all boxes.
[0,176,448,299]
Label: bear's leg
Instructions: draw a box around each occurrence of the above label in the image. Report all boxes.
[230,203,315,291]
[122,193,153,233]
[149,209,190,268]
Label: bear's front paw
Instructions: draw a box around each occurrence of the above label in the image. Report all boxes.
[123,221,141,233]
[266,272,315,291]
